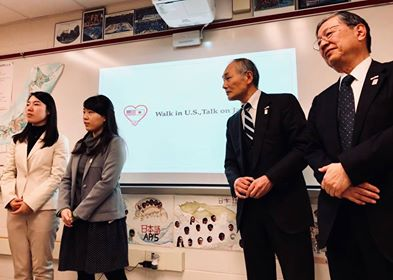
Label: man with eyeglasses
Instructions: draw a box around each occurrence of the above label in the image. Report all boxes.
[306,10,393,280]
[223,58,314,280]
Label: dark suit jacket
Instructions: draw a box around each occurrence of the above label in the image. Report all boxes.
[306,60,393,260]
[225,92,313,234]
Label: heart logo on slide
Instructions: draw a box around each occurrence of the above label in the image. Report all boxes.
[124,105,148,126]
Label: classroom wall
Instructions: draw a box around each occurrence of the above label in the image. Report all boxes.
[2,3,393,190]
[0,3,266,280]
[2,1,391,280]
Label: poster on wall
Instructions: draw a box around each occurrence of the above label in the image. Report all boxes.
[296,0,349,9]
[54,19,82,47]
[174,195,241,250]
[309,193,328,266]
[134,6,168,35]
[0,63,64,168]
[82,8,105,42]
[125,195,174,246]
[253,0,295,16]
[0,62,13,112]
[104,10,134,40]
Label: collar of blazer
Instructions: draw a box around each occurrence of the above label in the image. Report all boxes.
[27,131,46,160]
[323,60,386,151]
[250,92,272,170]
[234,92,272,173]
[70,153,95,185]
[352,60,386,145]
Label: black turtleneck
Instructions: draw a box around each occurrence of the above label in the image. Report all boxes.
[27,125,46,155]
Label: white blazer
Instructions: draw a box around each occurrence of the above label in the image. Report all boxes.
[1,133,69,211]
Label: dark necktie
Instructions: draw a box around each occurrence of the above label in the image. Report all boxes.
[338,74,355,151]
[242,103,254,141]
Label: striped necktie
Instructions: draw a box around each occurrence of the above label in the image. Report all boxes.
[242,102,254,141]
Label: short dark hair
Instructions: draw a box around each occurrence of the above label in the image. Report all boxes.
[316,10,371,53]
[232,58,260,88]
[73,95,119,155]
[13,91,59,148]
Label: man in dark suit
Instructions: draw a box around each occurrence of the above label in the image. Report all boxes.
[306,11,393,280]
[223,58,314,280]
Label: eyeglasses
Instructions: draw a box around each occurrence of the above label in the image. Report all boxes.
[313,24,340,51]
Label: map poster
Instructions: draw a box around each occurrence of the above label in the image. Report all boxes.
[0,62,13,112]
[0,63,64,167]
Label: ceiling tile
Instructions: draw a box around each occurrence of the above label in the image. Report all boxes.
[73,0,127,9]
[0,4,25,24]
[0,0,83,19]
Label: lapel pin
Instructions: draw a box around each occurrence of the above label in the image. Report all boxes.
[264,106,270,115]
[370,75,379,85]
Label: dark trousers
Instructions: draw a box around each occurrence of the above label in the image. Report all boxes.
[240,199,314,280]
[77,269,127,280]
[326,203,393,280]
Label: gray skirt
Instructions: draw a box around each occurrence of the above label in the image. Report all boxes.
[58,217,129,274]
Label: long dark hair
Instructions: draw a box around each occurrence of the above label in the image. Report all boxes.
[13,91,59,148]
[72,95,119,155]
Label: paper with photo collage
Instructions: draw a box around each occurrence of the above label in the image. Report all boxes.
[174,195,241,251]
[125,194,174,246]
[309,191,328,265]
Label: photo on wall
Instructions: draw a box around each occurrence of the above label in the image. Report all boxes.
[82,8,105,42]
[54,19,82,47]
[104,10,134,40]
[296,0,349,9]
[253,0,295,16]
[134,6,168,35]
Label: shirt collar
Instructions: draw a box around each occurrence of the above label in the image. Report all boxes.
[341,56,372,83]
[244,89,261,110]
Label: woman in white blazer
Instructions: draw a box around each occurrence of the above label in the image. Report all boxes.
[57,95,128,280]
[1,92,68,280]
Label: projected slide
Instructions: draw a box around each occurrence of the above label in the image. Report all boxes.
[99,48,298,185]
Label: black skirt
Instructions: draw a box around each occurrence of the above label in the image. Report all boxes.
[58,217,129,274]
